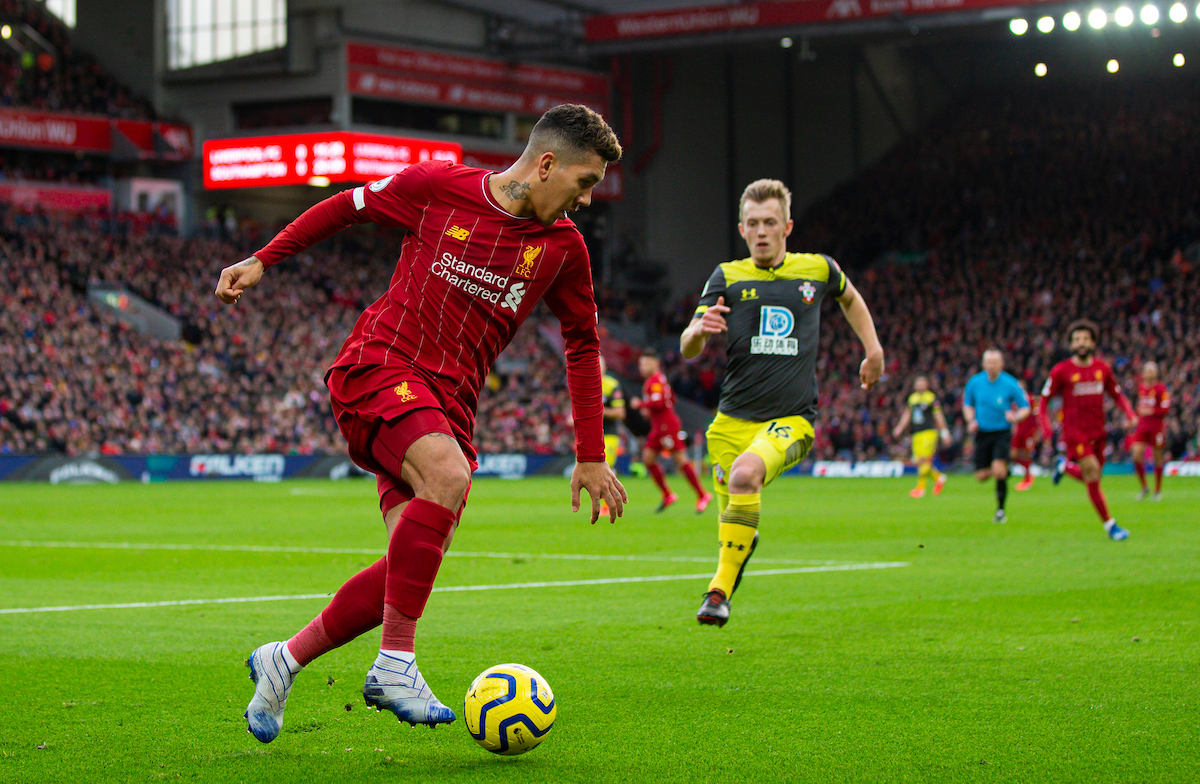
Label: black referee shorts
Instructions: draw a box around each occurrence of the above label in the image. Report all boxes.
[973,428,1012,472]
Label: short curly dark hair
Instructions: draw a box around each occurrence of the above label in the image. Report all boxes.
[1067,318,1100,343]
[525,104,622,164]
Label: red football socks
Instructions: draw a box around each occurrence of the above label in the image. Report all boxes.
[1155,464,1164,494]
[381,604,418,652]
[1016,457,1031,473]
[1065,462,1084,482]
[1134,461,1148,490]
[383,497,456,638]
[680,462,705,497]
[647,463,670,496]
[1086,480,1111,522]
[287,557,387,666]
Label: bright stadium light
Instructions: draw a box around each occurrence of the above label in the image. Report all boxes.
[1196,2,1200,19]
[1141,4,1160,23]
[1089,8,1108,27]
[1010,18,1029,34]
[1169,2,1187,21]
[780,37,793,48]
[1038,16,1056,32]
[1175,52,1186,65]
[1064,11,1083,29]
[1107,58,1120,72]
[1035,62,1049,76]
[1115,6,1135,24]
[0,25,9,39]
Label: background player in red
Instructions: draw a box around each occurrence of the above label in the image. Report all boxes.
[1011,392,1049,491]
[631,349,712,513]
[214,105,627,742]
[1041,319,1137,541]
[1131,360,1171,501]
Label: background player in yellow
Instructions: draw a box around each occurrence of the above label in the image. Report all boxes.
[680,179,885,627]
[598,355,625,517]
[892,375,951,498]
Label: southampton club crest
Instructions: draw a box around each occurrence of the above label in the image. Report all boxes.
[799,281,816,304]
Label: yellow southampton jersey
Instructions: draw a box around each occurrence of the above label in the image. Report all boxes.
[906,390,941,434]
[601,373,624,435]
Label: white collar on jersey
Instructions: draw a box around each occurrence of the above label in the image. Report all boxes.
[481,173,535,221]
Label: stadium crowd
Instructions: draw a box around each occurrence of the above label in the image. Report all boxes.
[2,84,1197,463]
[0,0,157,119]
[790,84,1200,462]
[0,207,575,456]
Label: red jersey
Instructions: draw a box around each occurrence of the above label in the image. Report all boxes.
[1013,395,1042,440]
[254,161,604,461]
[1135,382,1170,430]
[1040,358,1135,442]
[642,371,678,428]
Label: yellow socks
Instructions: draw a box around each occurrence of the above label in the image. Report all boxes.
[707,492,760,597]
[917,463,931,491]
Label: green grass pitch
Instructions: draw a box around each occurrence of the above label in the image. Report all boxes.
[0,475,1197,783]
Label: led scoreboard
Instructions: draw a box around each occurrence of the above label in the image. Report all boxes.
[202,131,462,189]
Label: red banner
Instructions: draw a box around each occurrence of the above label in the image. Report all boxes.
[348,42,609,97]
[0,107,194,160]
[346,41,610,117]
[203,131,462,190]
[462,149,624,201]
[0,108,111,153]
[0,181,112,212]
[586,0,1059,42]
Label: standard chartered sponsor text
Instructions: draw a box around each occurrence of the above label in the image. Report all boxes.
[432,252,509,303]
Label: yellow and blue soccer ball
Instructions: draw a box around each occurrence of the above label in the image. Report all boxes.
[464,663,556,755]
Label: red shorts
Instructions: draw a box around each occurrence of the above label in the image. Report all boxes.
[327,365,476,516]
[646,422,686,452]
[1010,429,1040,452]
[1133,425,1166,448]
[1065,435,1109,465]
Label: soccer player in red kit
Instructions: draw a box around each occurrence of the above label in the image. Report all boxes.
[214,105,627,742]
[632,349,712,513]
[1131,360,1171,501]
[1011,393,1049,491]
[1041,320,1137,541]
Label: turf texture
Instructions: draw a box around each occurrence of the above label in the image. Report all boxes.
[0,475,1196,783]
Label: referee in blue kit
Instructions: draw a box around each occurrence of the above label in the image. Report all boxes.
[963,349,1031,523]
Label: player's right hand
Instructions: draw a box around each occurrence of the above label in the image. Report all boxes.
[570,460,628,524]
[698,296,729,334]
[215,256,265,304]
[967,420,979,434]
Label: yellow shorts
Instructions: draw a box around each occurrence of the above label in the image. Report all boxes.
[604,434,619,468]
[705,412,815,494]
[911,429,938,461]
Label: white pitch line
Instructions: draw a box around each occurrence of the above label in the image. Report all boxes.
[0,562,909,615]
[0,540,836,566]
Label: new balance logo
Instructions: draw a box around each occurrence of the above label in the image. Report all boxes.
[445,225,471,241]
[502,281,526,311]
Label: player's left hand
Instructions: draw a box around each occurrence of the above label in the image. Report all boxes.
[1126,415,1138,430]
[859,353,883,390]
[571,461,627,524]
[215,256,265,304]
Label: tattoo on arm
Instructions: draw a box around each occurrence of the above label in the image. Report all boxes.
[500,180,531,201]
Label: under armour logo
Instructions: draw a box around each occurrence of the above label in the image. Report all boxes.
[502,281,526,311]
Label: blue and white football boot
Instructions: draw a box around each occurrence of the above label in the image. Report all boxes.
[245,641,297,743]
[363,651,456,727]
[1052,456,1067,485]
[1105,520,1130,541]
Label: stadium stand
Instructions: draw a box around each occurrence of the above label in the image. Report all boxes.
[2,84,1197,462]
[0,0,156,119]
[668,84,1199,462]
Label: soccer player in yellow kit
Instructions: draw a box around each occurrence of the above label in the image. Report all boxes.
[892,376,951,498]
[681,179,884,627]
